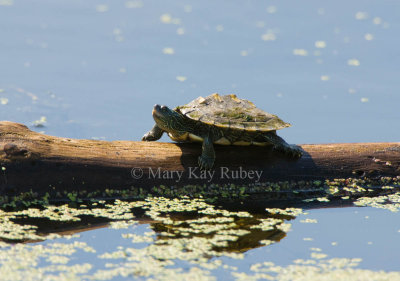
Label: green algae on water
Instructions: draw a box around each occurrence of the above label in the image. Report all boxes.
[1,194,400,280]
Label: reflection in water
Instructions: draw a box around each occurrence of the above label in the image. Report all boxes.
[1,176,400,244]
[0,198,297,251]
[0,197,299,279]
[1,194,400,279]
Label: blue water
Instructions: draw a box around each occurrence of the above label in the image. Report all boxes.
[1,0,399,143]
[1,0,400,279]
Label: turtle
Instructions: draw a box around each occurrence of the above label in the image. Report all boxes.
[142,93,302,170]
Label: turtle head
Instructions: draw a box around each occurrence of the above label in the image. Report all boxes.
[152,104,187,133]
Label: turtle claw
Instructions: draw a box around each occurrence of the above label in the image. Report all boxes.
[142,125,164,142]
[288,145,303,158]
[142,133,157,141]
[198,156,214,170]
[274,144,303,158]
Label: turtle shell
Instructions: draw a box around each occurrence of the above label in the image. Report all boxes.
[176,93,291,132]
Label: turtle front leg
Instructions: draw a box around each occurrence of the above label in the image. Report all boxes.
[142,124,164,141]
[198,136,215,170]
[264,133,303,158]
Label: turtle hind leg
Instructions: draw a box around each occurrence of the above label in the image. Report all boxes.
[142,124,164,141]
[198,135,215,170]
[263,132,303,158]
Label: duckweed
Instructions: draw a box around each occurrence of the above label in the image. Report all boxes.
[300,218,318,224]
[1,177,399,209]
[354,192,400,212]
[235,256,400,281]
[0,182,399,280]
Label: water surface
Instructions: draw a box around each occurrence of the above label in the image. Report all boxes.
[0,0,400,280]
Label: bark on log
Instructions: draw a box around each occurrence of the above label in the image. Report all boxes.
[0,121,399,198]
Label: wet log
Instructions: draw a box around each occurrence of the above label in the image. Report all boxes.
[0,121,399,198]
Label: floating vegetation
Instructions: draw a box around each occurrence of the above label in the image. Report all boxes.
[300,218,318,223]
[373,17,382,25]
[176,76,187,82]
[265,208,304,217]
[348,59,361,66]
[365,33,374,41]
[315,41,326,48]
[0,190,400,279]
[293,49,308,56]
[238,256,400,281]
[162,47,175,55]
[266,6,277,14]
[0,197,287,245]
[0,242,94,279]
[32,116,47,127]
[216,25,224,32]
[354,193,400,212]
[0,0,13,6]
[348,88,357,94]
[0,177,399,210]
[355,11,369,20]
[160,13,181,25]
[0,197,295,279]
[0,98,8,105]
[125,0,143,9]
[176,27,185,35]
[109,220,138,229]
[95,4,109,13]
[113,28,124,42]
[261,30,277,41]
